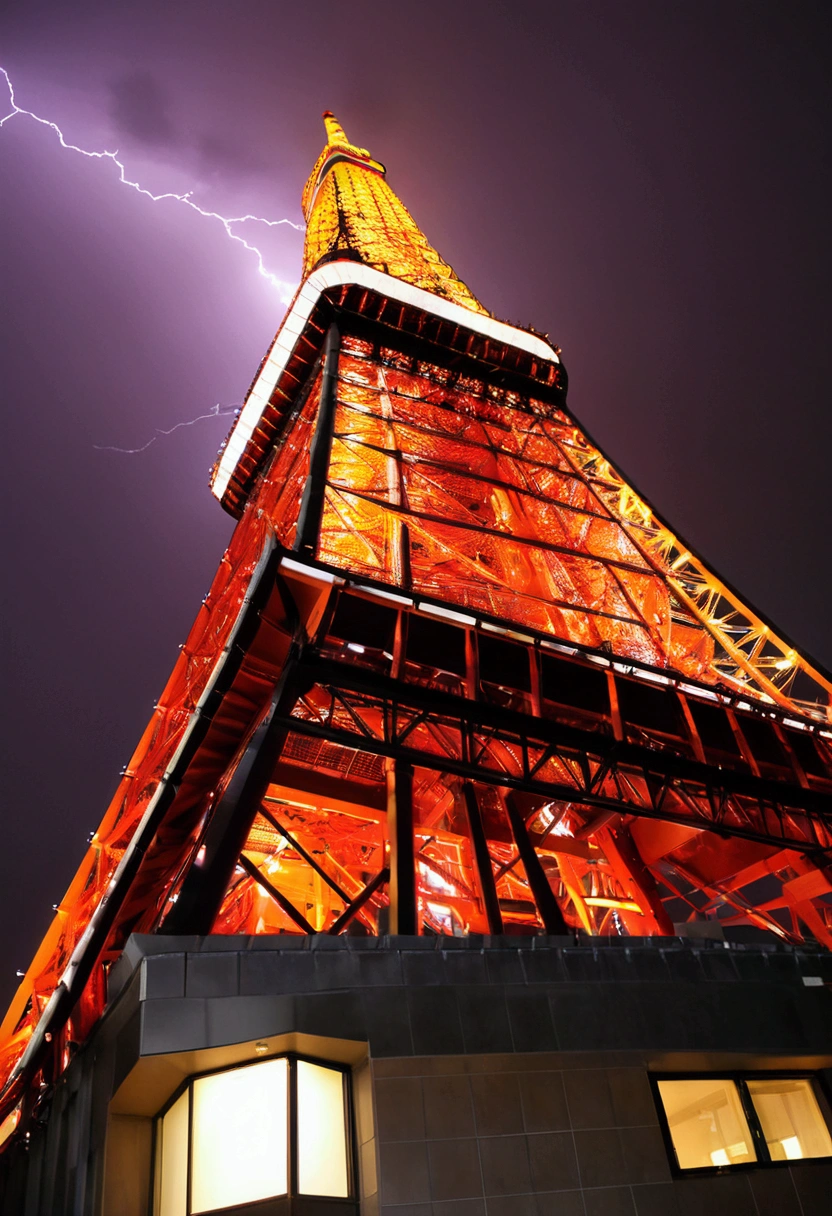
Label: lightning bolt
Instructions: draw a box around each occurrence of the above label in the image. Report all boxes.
[2,65,304,453]
[93,402,240,454]
[0,65,303,301]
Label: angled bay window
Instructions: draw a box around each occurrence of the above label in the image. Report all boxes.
[154,1055,353,1215]
[655,1074,832,1174]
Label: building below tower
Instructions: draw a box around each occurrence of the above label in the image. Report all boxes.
[2,932,832,1214]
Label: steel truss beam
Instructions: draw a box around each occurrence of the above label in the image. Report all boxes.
[557,434,832,720]
[238,853,315,933]
[279,654,832,855]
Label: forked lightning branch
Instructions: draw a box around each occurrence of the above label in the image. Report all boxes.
[0,65,303,452]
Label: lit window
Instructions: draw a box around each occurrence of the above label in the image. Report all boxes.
[747,1078,832,1162]
[154,1055,352,1214]
[655,1074,832,1173]
[657,1079,757,1170]
[297,1059,350,1197]
[157,1089,189,1216]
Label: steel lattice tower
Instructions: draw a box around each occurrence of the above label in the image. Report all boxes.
[1,111,831,1137]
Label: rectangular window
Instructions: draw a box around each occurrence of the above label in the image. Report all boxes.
[657,1079,757,1170]
[655,1074,832,1173]
[687,700,744,768]
[404,612,467,697]
[157,1089,189,1216]
[540,651,608,715]
[297,1060,350,1197]
[191,1057,288,1212]
[615,676,690,751]
[783,727,832,784]
[325,593,398,677]
[735,713,790,778]
[747,1079,832,1161]
[478,632,532,694]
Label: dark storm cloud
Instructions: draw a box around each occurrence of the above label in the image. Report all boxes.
[195,130,267,177]
[108,69,265,177]
[108,69,178,146]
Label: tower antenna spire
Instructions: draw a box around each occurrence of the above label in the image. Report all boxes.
[322,110,350,147]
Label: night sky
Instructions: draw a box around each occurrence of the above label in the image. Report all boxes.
[1,1,830,1012]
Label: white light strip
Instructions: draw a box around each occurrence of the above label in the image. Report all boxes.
[212,261,560,502]
[279,555,340,585]
[419,601,477,627]
[352,583,413,607]
[480,620,534,645]
[679,683,721,702]
[540,639,578,656]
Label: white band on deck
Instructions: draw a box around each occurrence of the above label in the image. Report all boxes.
[212,261,559,503]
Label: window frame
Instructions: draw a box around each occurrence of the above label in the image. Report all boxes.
[153,1052,357,1215]
[650,1071,832,1177]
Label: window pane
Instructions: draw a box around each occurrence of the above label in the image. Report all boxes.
[296,1060,349,1197]
[747,1079,832,1161]
[157,1090,188,1216]
[657,1079,757,1169]
[190,1058,288,1213]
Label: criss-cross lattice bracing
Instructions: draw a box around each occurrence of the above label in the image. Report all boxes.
[1,112,830,1130]
[559,437,831,719]
[309,334,830,720]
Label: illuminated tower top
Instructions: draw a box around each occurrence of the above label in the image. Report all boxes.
[211,113,556,511]
[300,111,487,314]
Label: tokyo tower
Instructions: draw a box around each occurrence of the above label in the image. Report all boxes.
[1,110,830,1153]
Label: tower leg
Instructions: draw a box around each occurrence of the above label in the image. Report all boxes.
[598,824,675,936]
[387,759,417,935]
[462,783,503,935]
[295,322,341,559]
[503,791,570,935]
[164,655,306,935]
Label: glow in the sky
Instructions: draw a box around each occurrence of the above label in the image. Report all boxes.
[1,66,302,300]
